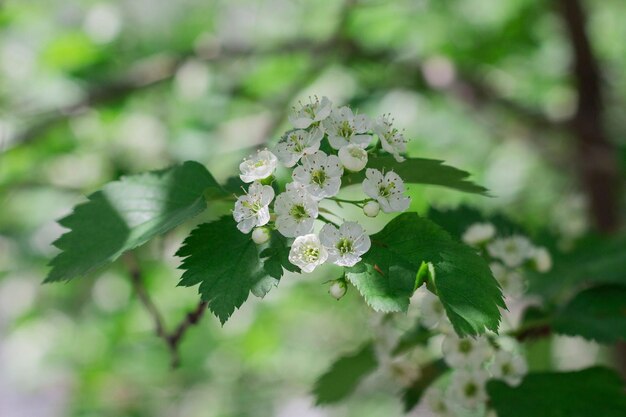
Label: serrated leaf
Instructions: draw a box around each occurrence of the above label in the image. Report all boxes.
[260,231,299,279]
[553,285,626,343]
[402,359,448,412]
[176,217,268,324]
[487,367,626,417]
[46,161,223,282]
[346,213,504,336]
[342,156,488,195]
[313,342,378,405]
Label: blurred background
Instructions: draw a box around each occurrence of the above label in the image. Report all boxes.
[1,0,624,416]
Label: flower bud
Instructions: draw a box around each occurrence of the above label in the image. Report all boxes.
[338,144,368,172]
[329,279,347,300]
[363,201,380,217]
[251,227,271,244]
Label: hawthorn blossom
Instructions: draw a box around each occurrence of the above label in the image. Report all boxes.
[323,106,372,150]
[275,129,323,167]
[487,235,533,268]
[419,289,449,331]
[362,168,410,213]
[320,221,371,267]
[462,223,496,246]
[449,369,489,409]
[288,96,332,129]
[239,149,278,183]
[274,183,319,238]
[288,234,328,273]
[374,114,408,162]
[292,151,343,200]
[424,388,453,417]
[490,350,527,386]
[233,182,274,234]
[490,262,525,297]
[442,334,492,368]
[338,144,368,172]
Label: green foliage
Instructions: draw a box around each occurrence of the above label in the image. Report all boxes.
[427,205,525,239]
[346,213,504,336]
[259,231,300,279]
[177,217,269,324]
[392,323,432,355]
[343,156,488,195]
[46,162,222,282]
[401,359,448,412]
[312,342,378,405]
[553,285,626,343]
[487,367,626,417]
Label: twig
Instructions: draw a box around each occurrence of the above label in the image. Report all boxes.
[124,253,207,368]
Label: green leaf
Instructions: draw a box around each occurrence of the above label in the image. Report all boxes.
[392,323,433,356]
[553,285,626,343]
[427,205,525,239]
[313,342,378,405]
[346,213,504,336]
[342,156,488,195]
[46,161,223,282]
[487,367,626,417]
[402,359,448,412]
[176,217,268,324]
[260,231,299,280]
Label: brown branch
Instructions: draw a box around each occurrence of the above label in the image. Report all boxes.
[124,253,207,368]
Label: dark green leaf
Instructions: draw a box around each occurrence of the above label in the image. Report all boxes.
[427,205,525,239]
[46,161,223,282]
[313,342,378,405]
[402,359,448,412]
[487,367,626,417]
[177,217,268,324]
[392,323,433,355]
[260,231,299,279]
[342,156,488,195]
[553,285,626,343]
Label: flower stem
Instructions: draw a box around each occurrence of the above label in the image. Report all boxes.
[328,197,370,208]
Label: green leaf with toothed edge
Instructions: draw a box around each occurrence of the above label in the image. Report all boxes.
[342,156,489,195]
[46,161,224,283]
[346,213,504,337]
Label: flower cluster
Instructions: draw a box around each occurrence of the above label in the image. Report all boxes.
[416,223,552,416]
[232,96,411,273]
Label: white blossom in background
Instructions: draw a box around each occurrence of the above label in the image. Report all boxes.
[490,350,527,386]
[490,262,525,297]
[532,247,552,273]
[487,235,533,268]
[449,369,489,409]
[442,334,492,368]
[320,221,371,267]
[292,151,343,200]
[424,388,453,417]
[374,114,408,162]
[274,183,319,238]
[362,169,410,213]
[239,149,278,183]
[419,290,449,331]
[275,129,323,167]
[233,182,274,233]
[338,144,368,172]
[363,200,380,217]
[462,223,496,246]
[323,106,372,150]
[288,234,328,273]
[288,96,332,129]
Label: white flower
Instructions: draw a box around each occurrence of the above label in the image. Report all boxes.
[449,369,489,409]
[362,168,410,213]
[288,234,328,273]
[251,227,271,244]
[320,221,371,267]
[442,334,492,368]
[374,114,408,162]
[239,149,278,183]
[419,290,448,330]
[275,129,323,167]
[363,200,380,217]
[490,350,527,386]
[323,106,372,150]
[338,144,368,172]
[487,235,533,268]
[329,280,347,300]
[292,151,343,200]
[233,182,274,234]
[424,388,453,417]
[288,96,332,129]
[274,183,319,238]
[490,262,525,297]
[532,247,552,273]
[462,223,496,246]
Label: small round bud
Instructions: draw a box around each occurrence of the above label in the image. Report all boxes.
[532,247,552,273]
[338,144,368,172]
[252,227,271,244]
[363,201,380,217]
[329,279,347,300]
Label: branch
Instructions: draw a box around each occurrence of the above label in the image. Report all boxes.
[124,253,207,368]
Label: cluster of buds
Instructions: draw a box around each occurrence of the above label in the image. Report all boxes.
[232,96,411,273]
